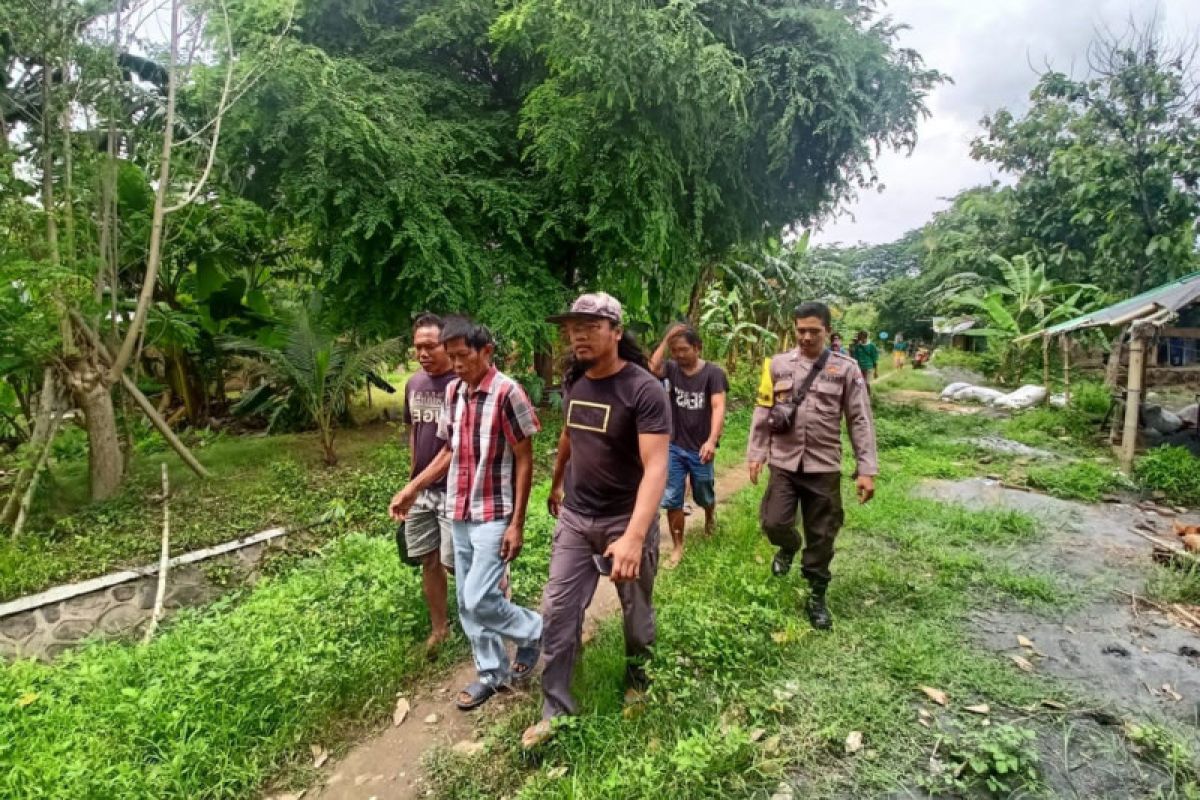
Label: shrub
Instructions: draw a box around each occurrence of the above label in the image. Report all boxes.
[1068,381,1111,417]
[1135,446,1200,507]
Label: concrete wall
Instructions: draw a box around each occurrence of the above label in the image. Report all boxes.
[0,538,281,662]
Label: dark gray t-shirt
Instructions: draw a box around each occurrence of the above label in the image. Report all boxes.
[563,363,671,517]
[404,370,456,490]
[663,360,729,452]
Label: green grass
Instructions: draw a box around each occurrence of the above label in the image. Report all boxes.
[1025,460,1127,502]
[427,477,1070,799]
[0,427,411,601]
[0,534,446,798]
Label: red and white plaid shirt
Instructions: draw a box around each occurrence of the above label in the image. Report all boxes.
[437,367,541,522]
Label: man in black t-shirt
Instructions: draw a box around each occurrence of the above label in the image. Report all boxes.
[650,324,728,566]
[522,292,671,749]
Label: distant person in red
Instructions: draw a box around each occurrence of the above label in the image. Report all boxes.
[650,323,728,567]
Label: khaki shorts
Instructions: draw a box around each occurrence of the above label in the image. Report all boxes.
[405,489,454,568]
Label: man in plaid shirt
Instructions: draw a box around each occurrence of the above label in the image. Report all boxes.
[390,317,543,710]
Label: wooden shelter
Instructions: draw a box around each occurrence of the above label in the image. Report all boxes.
[1016,270,1200,473]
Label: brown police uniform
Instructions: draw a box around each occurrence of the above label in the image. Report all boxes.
[747,348,878,588]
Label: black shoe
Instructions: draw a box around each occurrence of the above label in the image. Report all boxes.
[805,593,832,630]
[624,663,651,692]
[771,549,795,577]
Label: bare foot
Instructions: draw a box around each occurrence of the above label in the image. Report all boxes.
[424,627,450,655]
[521,719,554,749]
[667,548,683,569]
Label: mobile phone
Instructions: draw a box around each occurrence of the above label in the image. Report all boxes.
[593,554,613,576]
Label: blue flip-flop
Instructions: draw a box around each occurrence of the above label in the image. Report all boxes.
[511,639,541,681]
[455,680,500,711]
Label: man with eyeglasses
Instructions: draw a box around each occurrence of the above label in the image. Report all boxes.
[522,292,670,748]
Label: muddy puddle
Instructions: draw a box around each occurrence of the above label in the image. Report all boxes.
[919,478,1200,731]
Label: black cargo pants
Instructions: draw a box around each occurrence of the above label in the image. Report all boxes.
[759,467,844,586]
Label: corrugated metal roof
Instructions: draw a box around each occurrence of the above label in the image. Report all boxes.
[932,316,978,335]
[1031,270,1200,339]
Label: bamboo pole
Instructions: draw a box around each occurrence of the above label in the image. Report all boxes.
[143,463,170,644]
[1119,334,1146,473]
[2,367,56,526]
[1041,332,1050,393]
[12,413,62,538]
[1061,335,1070,405]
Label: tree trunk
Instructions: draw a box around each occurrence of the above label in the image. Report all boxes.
[75,374,124,501]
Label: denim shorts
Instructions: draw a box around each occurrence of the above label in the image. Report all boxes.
[662,443,716,509]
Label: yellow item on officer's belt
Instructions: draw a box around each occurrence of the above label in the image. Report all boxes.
[755,357,774,407]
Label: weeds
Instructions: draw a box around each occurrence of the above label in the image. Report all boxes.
[925,724,1042,796]
[1135,446,1200,507]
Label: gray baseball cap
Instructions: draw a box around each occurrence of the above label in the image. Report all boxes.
[546,292,624,325]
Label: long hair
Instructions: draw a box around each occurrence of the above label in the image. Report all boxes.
[563,326,650,387]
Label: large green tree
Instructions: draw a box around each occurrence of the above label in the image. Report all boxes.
[224,0,943,338]
[972,25,1200,294]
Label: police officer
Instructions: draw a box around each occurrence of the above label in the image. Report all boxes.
[747,301,878,629]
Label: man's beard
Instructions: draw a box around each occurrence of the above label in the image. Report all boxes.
[573,355,597,371]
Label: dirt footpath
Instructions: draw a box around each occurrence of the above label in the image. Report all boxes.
[298,465,753,800]
[919,478,1200,730]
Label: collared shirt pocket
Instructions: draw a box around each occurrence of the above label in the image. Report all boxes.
[772,378,795,406]
[811,379,844,411]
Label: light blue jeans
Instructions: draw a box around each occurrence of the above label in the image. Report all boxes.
[452,518,543,686]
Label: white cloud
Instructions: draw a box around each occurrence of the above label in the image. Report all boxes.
[813,0,1200,246]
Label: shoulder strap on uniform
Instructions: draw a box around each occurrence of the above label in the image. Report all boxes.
[792,349,831,404]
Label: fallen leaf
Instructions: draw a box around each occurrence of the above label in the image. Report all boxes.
[1010,655,1035,673]
[920,686,949,706]
[16,692,38,708]
[392,698,411,727]
[1064,625,1076,634]
[750,728,766,742]
[845,731,864,754]
[1017,635,1034,649]
[964,704,990,715]
[451,740,485,756]
[310,745,328,769]
[546,766,568,780]
[771,630,790,644]
[917,708,932,728]
[424,713,439,725]
[772,688,796,702]
[1162,683,1183,702]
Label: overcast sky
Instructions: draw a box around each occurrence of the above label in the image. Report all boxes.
[813,0,1200,247]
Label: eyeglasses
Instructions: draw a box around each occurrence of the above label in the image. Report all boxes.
[564,320,607,336]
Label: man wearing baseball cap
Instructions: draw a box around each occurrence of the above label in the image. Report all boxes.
[522,292,671,748]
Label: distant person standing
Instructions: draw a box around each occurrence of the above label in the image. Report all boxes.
[849,330,879,386]
[892,333,909,370]
[748,302,878,630]
[396,313,457,652]
[390,318,543,711]
[523,292,670,749]
[650,324,729,567]
[830,332,843,354]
